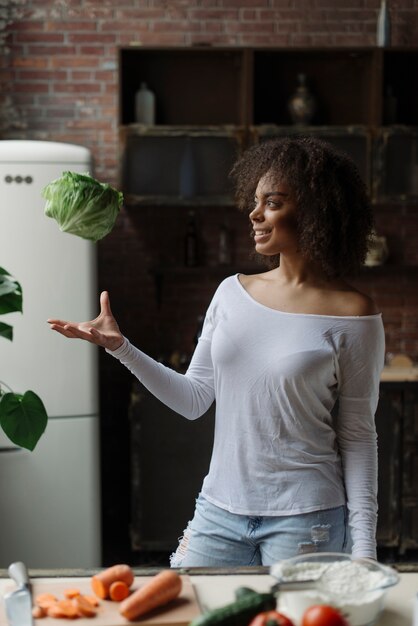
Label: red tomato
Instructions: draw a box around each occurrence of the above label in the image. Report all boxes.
[301,605,350,626]
[248,610,295,626]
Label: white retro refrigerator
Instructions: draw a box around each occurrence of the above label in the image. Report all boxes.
[0,140,101,568]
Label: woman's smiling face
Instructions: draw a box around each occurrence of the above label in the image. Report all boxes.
[249,172,299,256]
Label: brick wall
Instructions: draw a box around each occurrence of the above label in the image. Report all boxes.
[2,0,418,563]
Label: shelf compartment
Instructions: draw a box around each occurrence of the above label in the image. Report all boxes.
[120,125,246,207]
[373,127,418,203]
[252,48,379,126]
[383,49,418,126]
[249,125,372,193]
[119,47,248,126]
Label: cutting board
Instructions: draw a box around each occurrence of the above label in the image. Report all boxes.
[0,576,201,626]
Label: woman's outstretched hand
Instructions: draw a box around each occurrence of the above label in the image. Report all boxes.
[47,290,124,352]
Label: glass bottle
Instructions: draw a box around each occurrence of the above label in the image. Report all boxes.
[135,82,155,124]
[377,0,391,47]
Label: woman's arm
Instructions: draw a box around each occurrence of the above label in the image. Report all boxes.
[48,289,216,419]
[106,334,215,419]
[335,317,385,560]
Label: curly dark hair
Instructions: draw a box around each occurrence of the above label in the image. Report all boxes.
[230,135,373,278]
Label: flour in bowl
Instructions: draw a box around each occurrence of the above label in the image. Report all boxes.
[276,559,398,626]
[280,560,389,595]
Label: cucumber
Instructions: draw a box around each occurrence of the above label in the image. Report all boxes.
[234,586,258,600]
[190,590,276,626]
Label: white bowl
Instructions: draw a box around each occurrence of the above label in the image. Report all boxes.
[270,552,399,626]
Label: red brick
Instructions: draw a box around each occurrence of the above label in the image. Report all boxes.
[18,70,67,80]
[53,83,102,93]
[50,56,101,68]
[11,57,49,68]
[27,45,77,55]
[68,33,115,44]
[78,46,107,55]
[45,21,95,31]
[14,82,50,93]
[16,32,64,43]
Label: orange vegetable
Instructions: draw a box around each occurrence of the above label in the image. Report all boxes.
[83,595,100,607]
[35,593,59,609]
[109,580,130,602]
[63,589,81,599]
[91,564,134,599]
[33,591,100,620]
[75,595,98,618]
[32,605,46,619]
[119,570,182,621]
[47,599,79,619]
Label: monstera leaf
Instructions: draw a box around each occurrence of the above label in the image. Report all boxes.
[0,266,48,451]
[0,391,48,451]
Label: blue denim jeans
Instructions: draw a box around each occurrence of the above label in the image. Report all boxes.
[170,493,351,567]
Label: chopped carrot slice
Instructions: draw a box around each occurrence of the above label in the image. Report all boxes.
[75,595,97,618]
[63,589,80,599]
[109,580,130,602]
[82,595,100,607]
[35,593,59,609]
[46,604,65,618]
[32,605,46,619]
[56,599,79,619]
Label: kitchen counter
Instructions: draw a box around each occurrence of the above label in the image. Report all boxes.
[381,366,418,381]
[1,566,417,625]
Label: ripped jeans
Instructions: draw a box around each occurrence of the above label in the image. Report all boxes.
[170,493,351,567]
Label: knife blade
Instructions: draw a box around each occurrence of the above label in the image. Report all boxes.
[4,562,34,626]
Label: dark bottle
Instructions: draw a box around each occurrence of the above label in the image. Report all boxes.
[184,209,199,267]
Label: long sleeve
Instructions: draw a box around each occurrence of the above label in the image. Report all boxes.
[335,318,385,559]
[105,304,217,420]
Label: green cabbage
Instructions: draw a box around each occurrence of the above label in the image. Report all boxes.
[42,171,123,242]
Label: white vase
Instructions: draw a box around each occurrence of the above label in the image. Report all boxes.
[135,82,155,125]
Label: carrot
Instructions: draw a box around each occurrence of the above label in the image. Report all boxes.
[83,595,100,607]
[46,599,79,620]
[35,593,59,609]
[75,595,98,618]
[63,589,81,599]
[32,605,47,619]
[91,564,134,600]
[109,580,130,602]
[119,570,182,621]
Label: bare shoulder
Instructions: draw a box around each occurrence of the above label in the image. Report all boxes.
[238,271,275,288]
[335,285,380,317]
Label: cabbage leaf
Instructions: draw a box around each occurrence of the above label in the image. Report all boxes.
[42,171,123,242]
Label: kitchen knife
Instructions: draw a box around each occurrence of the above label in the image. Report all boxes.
[4,562,33,626]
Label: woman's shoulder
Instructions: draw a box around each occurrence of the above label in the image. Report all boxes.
[333,283,380,317]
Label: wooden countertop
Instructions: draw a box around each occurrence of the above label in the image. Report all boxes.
[381,366,418,382]
[1,566,418,625]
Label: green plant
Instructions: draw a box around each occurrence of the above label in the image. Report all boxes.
[0,266,48,451]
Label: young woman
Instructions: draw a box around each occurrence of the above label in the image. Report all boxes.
[48,136,385,566]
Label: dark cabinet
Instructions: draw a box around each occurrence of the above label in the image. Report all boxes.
[120,125,246,207]
[130,380,418,558]
[119,46,418,207]
[129,382,215,552]
[375,382,418,557]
